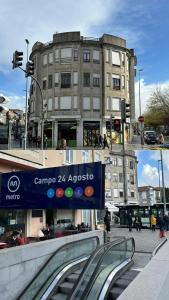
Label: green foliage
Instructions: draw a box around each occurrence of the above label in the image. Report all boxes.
[144,86,169,127]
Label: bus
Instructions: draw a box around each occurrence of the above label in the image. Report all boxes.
[115,204,168,228]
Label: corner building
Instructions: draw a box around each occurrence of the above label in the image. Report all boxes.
[29,31,137,148]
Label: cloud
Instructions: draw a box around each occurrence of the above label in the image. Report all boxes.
[142,163,158,180]
[0,90,25,110]
[135,78,169,118]
[0,0,124,70]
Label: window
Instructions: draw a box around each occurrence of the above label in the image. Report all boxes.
[106,73,110,86]
[83,50,90,62]
[105,49,110,62]
[95,152,101,162]
[73,96,78,109]
[73,72,78,85]
[61,73,71,88]
[54,97,59,109]
[74,49,78,61]
[112,51,120,66]
[83,73,90,87]
[106,97,111,110]
[93,50,100,62]
[130,175,134,184]
[65,150,73,163]
[130,160,134,169]
[61,48,72,58]
[112,74,120,90]
[49,52,53,64]
[60,96,71,109]
[131,191,135,198]
[113,189,118,198]
[119,173,124,183]
[43,54,47,65]
[112,173,118,182]
[111,98,120,111]
[122,53,125,66]
[54,73,59,87]
[119,190,123,197]
[55,49,59,61]
[121,75,125,89]
[112,158,117,166]
[118,158,123,166]
[47,98,53,111]
[93,74,100,87]
[42,79,47,90]
[82,150,89,163]
[105,172,111,180]
[48,75,53,89]
[83,97,90,110]
[93,97,100,110]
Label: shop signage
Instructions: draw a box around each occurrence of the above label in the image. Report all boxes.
[0,162,105,209]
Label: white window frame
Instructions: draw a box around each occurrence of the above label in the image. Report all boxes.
[113,189,118,198]
[111,98,120,111]
[93,50,100,62]
[60,96,71,110]
[93,97,100,110]
[112,51,121,66]
[83,97,90,110]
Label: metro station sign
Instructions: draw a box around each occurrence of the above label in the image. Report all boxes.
[0,162,105,209]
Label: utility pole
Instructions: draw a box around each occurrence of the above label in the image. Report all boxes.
[24,39,29,150]
[160,150,166,214]
[138,69,144,146]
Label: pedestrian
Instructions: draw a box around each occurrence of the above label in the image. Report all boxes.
[163,213,169,231]
[134,215,142,232]
[99,134,103,148]
[103,134,109,149]
[5,231,20,247]
[104,208,111,233]
[159,132,164,144]
[44,134,48,150]
[61,138,67,149]
[94,133,99,148]
[158,215,166,238]
[127,213,133,232]
[150,214,157,231]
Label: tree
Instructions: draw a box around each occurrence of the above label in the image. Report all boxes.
[144,86,169,127]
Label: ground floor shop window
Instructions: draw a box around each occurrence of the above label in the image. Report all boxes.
[0,210,26,234]
[83,121,100,147]
[58,121,77,147]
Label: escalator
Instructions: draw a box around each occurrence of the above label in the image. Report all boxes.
[17,236,147,300]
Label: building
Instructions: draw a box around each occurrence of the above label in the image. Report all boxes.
[28,31,137,148]
[138,186,161,206]
[104,150,138,206]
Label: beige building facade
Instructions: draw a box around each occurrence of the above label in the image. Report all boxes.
[28,31,136,148]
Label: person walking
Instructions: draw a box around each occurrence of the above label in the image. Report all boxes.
[103,134,109,149]
[150,214,157,231]
[127,213,133,232]
[104,208,111,233]
[98,134,103,148]
[134,216,142,232]
[158,215,166,238]
[159,132,164,144]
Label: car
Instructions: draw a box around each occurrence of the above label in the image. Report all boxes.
[144,131,158,144]
[55,218,72,229]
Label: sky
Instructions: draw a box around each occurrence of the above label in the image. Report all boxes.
[136,150,169,188]
[0,0,169,116]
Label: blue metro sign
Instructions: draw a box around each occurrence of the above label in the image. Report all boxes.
[0,162,105,209]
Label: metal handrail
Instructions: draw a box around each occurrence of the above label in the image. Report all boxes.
[151,237,167,257]
[82,237,135,300]
[69,237,131,300]
[17,236,99,300]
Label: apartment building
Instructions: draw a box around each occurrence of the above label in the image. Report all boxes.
[28,31,136,148]
[138,186,161,206]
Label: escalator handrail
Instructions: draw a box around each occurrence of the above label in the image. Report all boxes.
[40,256,90,300]
[98,258,132,300]
[82,237,135,300]
[69,237,127,300]
[17,235,100,300]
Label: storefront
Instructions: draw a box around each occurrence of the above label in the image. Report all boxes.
[83,121,100,147]
[0,210,26,234]
[44,121,53,148]
[58,121,77,147]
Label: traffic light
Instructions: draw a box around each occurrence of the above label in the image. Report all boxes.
[12,51,23,69]
[114,119,121,132]
[121,100,130,123]
[26,60,34,77]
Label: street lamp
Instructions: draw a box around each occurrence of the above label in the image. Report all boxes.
[158,159,162,202]
[160,150,166,215]
[24,39,29,150]
[138,68,143,145]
